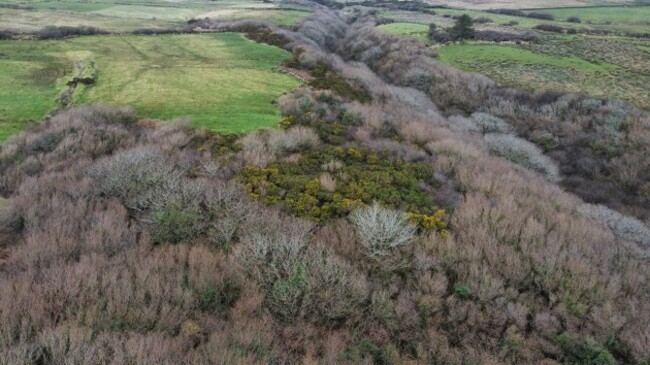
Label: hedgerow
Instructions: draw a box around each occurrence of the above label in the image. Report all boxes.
[37,25,108,39]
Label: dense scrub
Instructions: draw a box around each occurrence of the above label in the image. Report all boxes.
[286,10,650,222]
[306,62,372,102]
[1,79,649,365]
[474,30,540,43]
[238,142,446,225]
[0,9,649,365]
[487,9,555,20]
[36,26,108,39]
[0,29,15,40]
[533,24,566,33]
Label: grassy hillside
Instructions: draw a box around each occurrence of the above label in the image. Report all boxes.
[378,5,650,109]
[433,35,650,109]
[377,22,429,41]
[0,33,301,141]
[436,42,629,99]
[0,0,310,32]
[382,6,650,33]
[438,43,612,69]
[419,0,640,10]
[543,5,650,30]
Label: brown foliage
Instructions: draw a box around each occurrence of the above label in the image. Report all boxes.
[287,10,650,223]
[2,14,650,361]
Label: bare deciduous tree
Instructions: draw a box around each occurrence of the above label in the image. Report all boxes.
[350,203,416,259]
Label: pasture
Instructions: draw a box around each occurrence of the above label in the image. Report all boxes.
[0,0,309,33]
[542,6,650,32]
[377,22,429,41]
[419,0,641,10]
[436,43,618,73]
[378,4,650,109]
[382,5,650,33]
[435,41,650,108]
[0,33,302,141]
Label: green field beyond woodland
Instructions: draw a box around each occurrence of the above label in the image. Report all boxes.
[377,4,650,109]
[0,33,301,141]
[377,22,429,41]
[0,0,309,32]
[433,41,650,108]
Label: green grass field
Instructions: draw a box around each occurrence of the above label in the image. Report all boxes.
[381,5,650,33]
[407,0,640,10]
[84,3,309,25]
[378,4,650,109]
[28,1,116,12]
[0,33,302,141]
[377,22,429,41]
[542,6,650,28]
[434,8,559,27]
[207,9,310,26]
[437,43,618,73]
[90,5,205,21]
[379,9,569,31]
[0,0,310,32]
[435,41,650,108]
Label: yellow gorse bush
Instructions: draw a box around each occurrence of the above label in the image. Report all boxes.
[407,210,449,237]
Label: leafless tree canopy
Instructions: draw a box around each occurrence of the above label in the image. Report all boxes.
[0,7,649,364]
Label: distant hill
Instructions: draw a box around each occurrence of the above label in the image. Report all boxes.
[422,0,639,9]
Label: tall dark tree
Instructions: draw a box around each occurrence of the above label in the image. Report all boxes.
[427,23,437,39]
[450,14,475,41]
[427,23,437,40]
